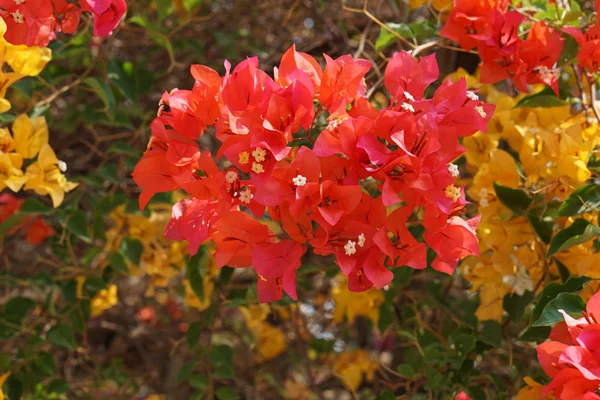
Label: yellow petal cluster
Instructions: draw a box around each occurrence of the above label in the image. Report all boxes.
[91,284,118,317]
[0,115,77,206]
[0,18,51,112]
[461,78,600,321]
[327,349,379,391]
[240,305,287,362]
[332,274,383,325]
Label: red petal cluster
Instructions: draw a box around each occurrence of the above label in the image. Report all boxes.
[537,292,600,399]
[132,46,491,303]
[441,0,564,95]
[0,193,55,245]
[0,0,127,47]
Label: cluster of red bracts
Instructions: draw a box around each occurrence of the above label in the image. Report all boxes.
[441,0,568,95]
[0,193,55,245]
[0,0,127,47]
[537,292,600,399]
[132,46,492,303]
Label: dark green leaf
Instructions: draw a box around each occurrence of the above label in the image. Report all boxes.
[20,198,51,214]
[215,387,239,400]
[108,252,129,274]
[0,214,21,238]
[376,390,396,400]
[554,258,571,283]
[527,213,553,244]
[479,320,503,347]
[4,297,36,325]
[503,291,534,322]
[493,182,531,216]
[83,77,116,119]
[557,184,600,216]
[533,293,586,326]
[547,219,600,257]
[178,362,197,383]
[47,324,77,349]
[531,276,591,323]
[375,22,435,52]
[120,238,144,265]
[187,248,208,302]
[67,210,91,243]
[514,87,568,108]
[186,321,201,348]
[188,374,208,389]
[395,364,415,378]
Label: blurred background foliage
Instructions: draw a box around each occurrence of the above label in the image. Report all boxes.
[0,1,550,400]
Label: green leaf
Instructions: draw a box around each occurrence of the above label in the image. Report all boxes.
[554,258,571,283]
[557,184,600,216]
[0,214,20,238]
[213,364,234,380]
[4,297,36,325]
[187,248,208,302]
[479,320,503,347]
[20,198,51,214]
[67,210,91,243]
[527,213,553,244]
[215,387,239,400]
[530,276,591,323]
[120,238,144,265]
[395,364,415,378]
[178,362,197,383]
[47,324,77,349]
[533,292,586,326]
[558,34,580,66]
[188,374,208,389]
[97,164,120,184]
[208,345,233,367]
[108,252,129,274]
[83,77,116,119]
[547,219,600,257]
[186,321,201,348]
[375,22,435,52]
[376,390,396,400]
[182,0,203,12]
[503,291,534,322]
[514,87,568,108]
[493,182,532,216]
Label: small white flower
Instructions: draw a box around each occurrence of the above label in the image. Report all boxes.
[57,160,67,173]
[357,233,365,247]
[474,105,486,118]
[479,187,488,198]
[529,127,540,134]
[326,119,339,131]
[12,10,23,24]
[403,91,415,102]
[401,102,415,113]
[344,240,357,256]
[239,188,253,204]
[292,174,307,187]
[252,147,266,162]
[503,256,534,296]
[225,170,238,184]
[480,198,489,208]
[466,91,479,101]
[447,163,459,178]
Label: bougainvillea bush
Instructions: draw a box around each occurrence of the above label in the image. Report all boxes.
[2,0,600,399]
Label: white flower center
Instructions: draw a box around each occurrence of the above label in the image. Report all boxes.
[239,188,253,204]
[292,174,307,187]
[403,91,415,102]
[474,105,486,118]
[225,170,238,184]
[344,240,357,256]
[252,147,266,162]
[447,163,459,178]
[357,233,365,247]
[401,102,415,113]
[466,91,479,101]
[12,10,23,23]
[57,160,67,173]
[14,0,25,4]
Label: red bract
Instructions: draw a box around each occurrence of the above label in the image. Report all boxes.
[132,47,491,302]
[0,0,126,46]
[0,193,55,245]
[537,291,600,399]
[441,0,565,96]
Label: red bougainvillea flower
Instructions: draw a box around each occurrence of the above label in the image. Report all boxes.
[537,291,600,399]
[0,0,56,46]
[80,0,127,36]
[132,47,492,301]
[0,193,55,245]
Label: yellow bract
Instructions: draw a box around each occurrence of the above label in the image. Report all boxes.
[0,372,9,400]
[24,144,78,208]
[515,377,544,400]
[12,114,48,159]
[328,350,379,391]
[332,274,383,325]
[240,305,287,362]
[91,284,118,317]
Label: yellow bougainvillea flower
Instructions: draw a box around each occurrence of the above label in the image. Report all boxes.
[240,305,287,362]
[12,114,48,159]
[332,274,383,325]
[515,377,544,400]
[24,143,78,207]
[0,128,14,152]
[0,152,26,192]
[91,284,118,317]
[329,350,379,391]
[0,371,9,400]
